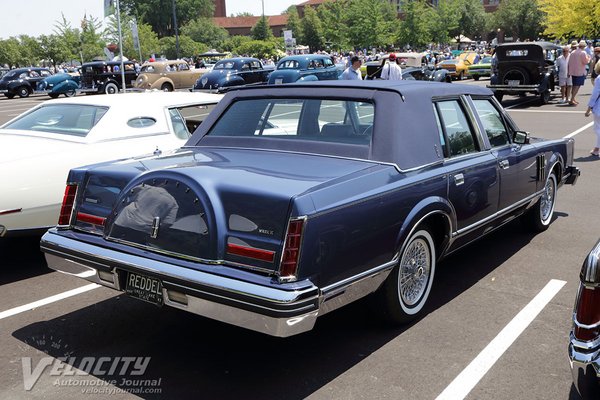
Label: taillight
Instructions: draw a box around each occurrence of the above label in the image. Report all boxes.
[226,243,275,263]
[573,285,600,341]
[58,183,78,226]
[279,218,306,282]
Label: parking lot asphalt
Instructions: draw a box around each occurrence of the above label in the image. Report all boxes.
[0,82,598,400]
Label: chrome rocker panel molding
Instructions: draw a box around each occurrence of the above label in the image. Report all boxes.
[41,229,396,337]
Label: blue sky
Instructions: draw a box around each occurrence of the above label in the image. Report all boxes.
[0,0,304,39]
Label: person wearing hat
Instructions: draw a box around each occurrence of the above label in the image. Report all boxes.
[591,47,600,85]
[567,40,591,105]
[585,61,600,156]
[380,53,403,81]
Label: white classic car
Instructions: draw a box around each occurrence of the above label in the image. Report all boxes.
[0,91,222,237]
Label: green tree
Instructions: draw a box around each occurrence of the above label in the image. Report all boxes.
[251,16,274,41]
[182,17,229,49]
[0,38,22,67]
[397,0,435,49]
[222,35,252,53]
[38,34,70,67]
[301,6,324,52]
[79,15,106,62]
[120,0,214,38]
[493,0,545,41]
[285,5,303,45]
[538,0,598,39]
[346,0,397,50]
[53,14,84,63]
[453,0,488,39]
[17,35,42,66]
[235,39,279,59]
[430,0,460,44]
[159,35,206,59]
[317,0,349,51]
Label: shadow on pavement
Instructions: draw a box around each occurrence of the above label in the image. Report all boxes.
[0,236,49,285]
[12,220,539,399]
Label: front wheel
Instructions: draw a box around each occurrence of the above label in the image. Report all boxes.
[523,172,557,232]
[64,89,76,97]
[376,227,436,324]
[17,86,30,98]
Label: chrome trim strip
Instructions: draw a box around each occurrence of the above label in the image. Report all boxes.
[573,313,600,330]
[0,208,22,216]
[321,259,398,296]
[570,331,600,352]
[454,189,543,236]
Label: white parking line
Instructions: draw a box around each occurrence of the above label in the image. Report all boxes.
[0,283,100,320]
[435,279,566,400]
[509,109,587,114]
[564,122,594,138]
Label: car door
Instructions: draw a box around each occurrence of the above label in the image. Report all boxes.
[434,99,500,231]
[322,57,337,80]
[470,97,539,210]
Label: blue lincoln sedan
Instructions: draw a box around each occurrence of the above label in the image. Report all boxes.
[41,81,579,337]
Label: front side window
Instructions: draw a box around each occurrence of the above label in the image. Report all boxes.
[435,100,478,157]
[3,104,108,136]
[472,99,510,147]
[207,98,374,145]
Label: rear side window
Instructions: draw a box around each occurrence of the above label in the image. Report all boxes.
[472,99,511,147]
[207,98,373,145]
[434,100,478,157]
[4,104,108,136]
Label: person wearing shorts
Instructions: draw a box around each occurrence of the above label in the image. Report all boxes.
[557,46,572,103]
[586,60,600,156]
[568,40,591,105]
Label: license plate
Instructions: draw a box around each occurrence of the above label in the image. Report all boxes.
[508,80,520,86]
[275,78,283,85]
[125,272,163,306]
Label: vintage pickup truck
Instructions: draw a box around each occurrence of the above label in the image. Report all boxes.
[41,81,579,337]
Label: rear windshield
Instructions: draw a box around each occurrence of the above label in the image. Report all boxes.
[206,98,374,146]
[4,104,108,136]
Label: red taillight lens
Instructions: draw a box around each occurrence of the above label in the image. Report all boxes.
[574,285,600,341]
[279,218,305,280]
[76,212,106,227]
[58,184,77,226]
[227,243,275,263]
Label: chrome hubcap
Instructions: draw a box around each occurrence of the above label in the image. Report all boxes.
[399,238,430,306]
[540,177,555,222]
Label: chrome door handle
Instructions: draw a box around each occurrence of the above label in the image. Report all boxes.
[453,173,464,186]
[499,159,510,169]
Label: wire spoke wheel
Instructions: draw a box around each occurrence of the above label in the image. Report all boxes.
[399,238,431,306]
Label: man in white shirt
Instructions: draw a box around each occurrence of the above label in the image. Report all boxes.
[556,46,572,103]
[380,53,403,80]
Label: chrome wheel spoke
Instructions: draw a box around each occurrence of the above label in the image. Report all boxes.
[399,238,430,306]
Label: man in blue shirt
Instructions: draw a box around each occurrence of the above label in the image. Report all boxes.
[341,56,362,80]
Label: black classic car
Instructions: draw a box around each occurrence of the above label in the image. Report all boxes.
[192,58,271,92]
[41,81,579,337]
[0,67,52,98]
[80,61,138,94]
[569,240,600,399]
[365,53,451,82]
[488,42,560,104]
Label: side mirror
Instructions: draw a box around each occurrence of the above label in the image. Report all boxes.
[513,130,529,145]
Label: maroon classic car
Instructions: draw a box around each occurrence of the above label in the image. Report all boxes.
[569,240,600,399]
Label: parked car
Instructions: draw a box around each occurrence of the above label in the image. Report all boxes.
[0,92,222,238]
[467,56,493,80]
[36,72,80,98]
[435,51,482,81]
[364,52,428,79]
[0,67,9,78]
[134,60,208,91]
[268,54,338,84]
[40,80,579,337]
[192,57,271,92]
[487,41,560,104]
[0,67,52,98]
[569,240,600,399]
[80,61,138,94]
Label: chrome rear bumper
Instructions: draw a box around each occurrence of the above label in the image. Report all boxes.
[569,334,600,396]
[41,229,320,337]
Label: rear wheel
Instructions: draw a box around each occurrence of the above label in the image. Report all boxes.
[17,86,30,98]
[48,93,59,99]
[501,66,531,85]
[4,93,15,99]
[473,75,480,81]
[64,89,76,97]
[104,82,118,94]
[376,227,436,324]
